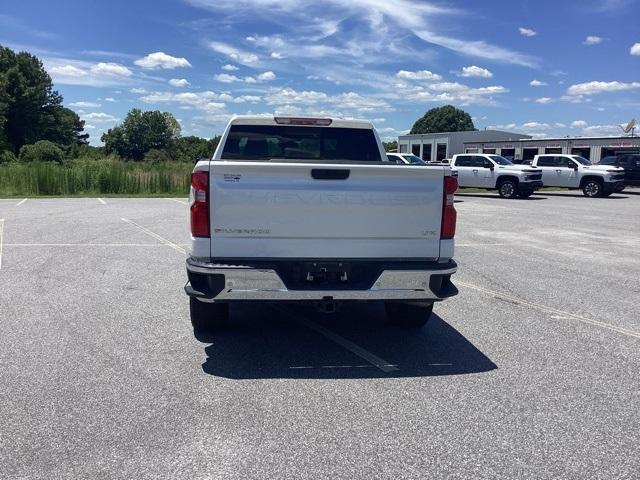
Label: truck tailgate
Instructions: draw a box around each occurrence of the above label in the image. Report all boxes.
[208,161,445,259]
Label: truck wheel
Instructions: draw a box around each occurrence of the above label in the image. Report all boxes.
[190,298,229,332]
[517,189,533,198]
[498,180,518,199]
[385,302,433,328]
[582,179,602,197]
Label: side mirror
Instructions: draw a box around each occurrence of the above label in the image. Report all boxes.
[483,161,494,170]
[569,163,578,170]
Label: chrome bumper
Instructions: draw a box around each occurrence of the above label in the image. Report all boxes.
[185,258,457,302]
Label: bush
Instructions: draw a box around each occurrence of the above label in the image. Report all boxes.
[19,141,65,164]
[144,148,172,163]
[0,150,18,164]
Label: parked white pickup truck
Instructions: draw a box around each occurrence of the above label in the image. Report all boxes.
[450,153,544,198]
[531,154,625,197]
[185,116,458,331]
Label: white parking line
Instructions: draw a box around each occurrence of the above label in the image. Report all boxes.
[97,198,106,205]
[0,219,4,270]
[16,198,27,206]
[457,281,640,339]
[167,198,188,205]
[121,218,186,254]
[273,305,398,373]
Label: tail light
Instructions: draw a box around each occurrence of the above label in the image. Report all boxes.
[190,171,209,238]
[441,176,457,239]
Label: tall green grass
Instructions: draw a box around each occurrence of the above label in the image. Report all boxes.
[0,158,193,196]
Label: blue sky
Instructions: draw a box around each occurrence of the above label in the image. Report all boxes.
[1,0,639,144]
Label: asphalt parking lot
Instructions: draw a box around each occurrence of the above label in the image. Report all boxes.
[1,190,639,479]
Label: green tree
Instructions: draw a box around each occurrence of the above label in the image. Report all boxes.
[0,45,87,152]
[102,108,181,160]
[382,140,398,152]
[169,135,220,162]
[410,105,475,135]
[19,140,65,163]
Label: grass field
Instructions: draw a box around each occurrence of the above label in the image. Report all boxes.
[0,159,193,196]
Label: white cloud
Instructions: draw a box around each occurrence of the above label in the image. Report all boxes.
[428,82,468,92]
[256,71,276,81]
[82,112,119,123]
[631,43,640,55]
[70,101,101,108]
[187,0,537,67]
[567,81,640,96]
[140,90,227,113]
[214,73,241,83]
[134,52,192,69]
[104,97,116,102]
[530,79,547,86]
[265,88,329,105]
[209,41,259,64]
[535,97,553,104]
[459,65,493,78]
[394,82,508,106]
[45,58,135,86]
[396,70,442,81]
[584,36,603,45]
[129,87,148,94]
[571,120,588,128]
[271,52,284,59]
[90,62,132,77]
[264,87,391,113]
[215,71,275,83]
[169,78,190,87]
[221,64,239,71]
[522,122,549,129]
[519,27,537,37]
[583,124,625,136]
[49,65,87,77]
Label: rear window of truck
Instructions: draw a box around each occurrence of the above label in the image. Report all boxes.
[220,125,382,162]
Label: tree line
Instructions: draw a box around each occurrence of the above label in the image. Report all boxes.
[0,45,219,164]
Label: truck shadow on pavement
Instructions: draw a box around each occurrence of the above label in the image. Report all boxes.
[198,302,496,380]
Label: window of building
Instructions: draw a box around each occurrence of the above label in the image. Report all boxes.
[436,143,447,161]
[422,144,432,162]
[571,147,590,160]
[399,144,407,153]
[411,144,420,157]
[523,148,538,161]
[545,147,562,154]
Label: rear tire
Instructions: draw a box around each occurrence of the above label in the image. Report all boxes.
[190,298,229,332]
[498,180,518,199]
[385,302,433,328]
[582,179,603,197]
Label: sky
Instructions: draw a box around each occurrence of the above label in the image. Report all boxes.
[1,0,639,145]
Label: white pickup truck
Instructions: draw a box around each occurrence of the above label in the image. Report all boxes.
[531,154,625,197]
[450,153,544,198]
[185,116,458,331]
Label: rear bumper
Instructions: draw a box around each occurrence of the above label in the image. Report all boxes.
[185,257,458,302]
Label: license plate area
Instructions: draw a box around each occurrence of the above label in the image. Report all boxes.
[303,262,351,285]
